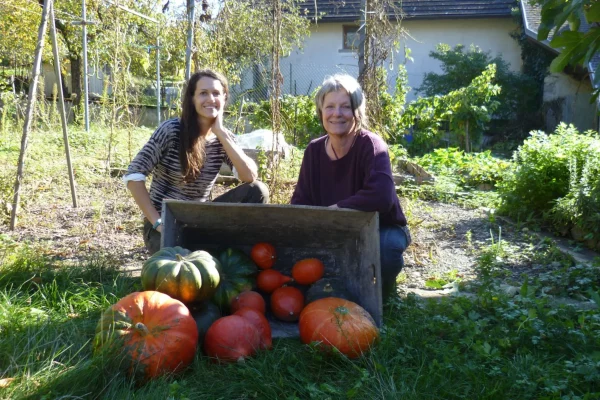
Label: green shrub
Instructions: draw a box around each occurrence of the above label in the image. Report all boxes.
[498,124,600,239]
[549,157,600,242]
[396,64,501,155]
[244,94,322,147]
[416,147,510,188]
[417,43,545,141]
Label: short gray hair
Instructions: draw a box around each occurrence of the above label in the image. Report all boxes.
[314,74,368,130]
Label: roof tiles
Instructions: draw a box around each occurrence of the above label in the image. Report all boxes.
[298,0,517,22]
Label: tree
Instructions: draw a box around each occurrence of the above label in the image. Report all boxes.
[195,0,309,86]
[533,0,600,100]
[417,43,543,139]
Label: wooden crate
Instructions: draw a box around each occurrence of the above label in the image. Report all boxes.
[161,200,382,336]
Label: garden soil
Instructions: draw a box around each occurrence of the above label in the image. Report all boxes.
[2,183,598,305]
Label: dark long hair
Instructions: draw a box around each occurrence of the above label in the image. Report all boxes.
[179,69,229,182]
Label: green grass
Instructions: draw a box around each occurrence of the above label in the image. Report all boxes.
[0,249,599,399]
[1,119,600,398]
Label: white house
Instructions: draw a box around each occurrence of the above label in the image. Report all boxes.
[233,0,523,102]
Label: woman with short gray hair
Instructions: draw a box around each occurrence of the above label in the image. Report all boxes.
[291,73,411,300]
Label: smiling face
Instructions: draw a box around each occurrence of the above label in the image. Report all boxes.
[321,89,356,137]
[192,76,226,124]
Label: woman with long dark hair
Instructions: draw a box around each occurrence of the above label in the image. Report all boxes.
[124,69,269,254]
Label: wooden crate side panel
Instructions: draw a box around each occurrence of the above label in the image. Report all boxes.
[162,202,374,247]
[161,201,383,329]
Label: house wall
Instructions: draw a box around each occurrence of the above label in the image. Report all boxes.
[543,73,598,132]
[42,63,73,97]
[42,62,110,98]
[279,18,522,101]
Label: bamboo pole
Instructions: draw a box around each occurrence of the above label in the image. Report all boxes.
[185,0,195,81]
[10,0,52,230]
[49,2,78,208]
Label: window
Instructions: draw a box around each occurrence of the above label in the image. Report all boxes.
[343,25,359,50]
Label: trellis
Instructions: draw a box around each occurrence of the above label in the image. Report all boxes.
[10,0,77,230]
[9,0,168,230]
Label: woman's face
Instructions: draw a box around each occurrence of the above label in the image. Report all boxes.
[192,76,226,123]
[321,89,356,137]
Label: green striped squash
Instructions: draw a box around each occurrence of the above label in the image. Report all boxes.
[141,246,221,304]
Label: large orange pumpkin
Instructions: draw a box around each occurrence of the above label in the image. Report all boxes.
[203,315,261,363]
[299,297,379,358]
[94,291,198,381]
[292,258,324,285]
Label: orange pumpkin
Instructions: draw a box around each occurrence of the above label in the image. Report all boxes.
[94,291,198,381]
[292,258,324,285]
[230,290,266,314]
[271,286,304,322]
[234,307,272,349]
[299,297,379,358]
[203,315,261,363]
[257,269,293,294]
[250,242,277,269]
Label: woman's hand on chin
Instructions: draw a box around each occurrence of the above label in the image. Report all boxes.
[210,109,228,137]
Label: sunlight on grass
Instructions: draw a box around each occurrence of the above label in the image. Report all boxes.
[0,252,598,398]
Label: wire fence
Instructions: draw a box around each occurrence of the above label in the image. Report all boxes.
[229,63,360,104]
[228,62,405,105]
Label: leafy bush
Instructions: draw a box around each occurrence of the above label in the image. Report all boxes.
[549,157,600,243]
[396,64,501,154]
[417,44,544,140]
[498,123,600,243]
[244,94,322,147]
[417,147,510,188]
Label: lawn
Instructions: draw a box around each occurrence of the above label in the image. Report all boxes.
[0,123,599,399]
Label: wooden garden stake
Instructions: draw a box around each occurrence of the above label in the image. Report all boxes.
[10,0,52,230]
[49,2,78,208]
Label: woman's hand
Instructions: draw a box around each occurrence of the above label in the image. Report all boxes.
[210,107,227,139]
[209,111,258,183]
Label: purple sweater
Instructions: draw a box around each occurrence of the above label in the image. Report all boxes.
[291,129,407,226]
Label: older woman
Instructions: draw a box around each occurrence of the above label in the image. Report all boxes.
[291,73,410,299]
[124,69,269,254]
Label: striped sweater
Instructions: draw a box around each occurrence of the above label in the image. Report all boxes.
[125,118,233,213]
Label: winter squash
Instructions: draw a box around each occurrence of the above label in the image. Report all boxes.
[271,286,304,322]
[250,242,276,269]
[256,269,293,294]
[189,301,222,347]
[204,315,261,363]
[141,246,221,304]
[292,258,324,285]
[94,291,198,381]
[305,277,355,304]
[299,297,379,358]
[230,291,266,314]
[212,248,258,311]
[234,307,272,349]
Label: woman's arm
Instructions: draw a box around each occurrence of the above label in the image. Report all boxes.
[126,180,162,232]
[212,113,257,183]
[336,139,396,213]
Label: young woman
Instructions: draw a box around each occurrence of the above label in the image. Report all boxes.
[124,69,269,254]
[291,73,410,299]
